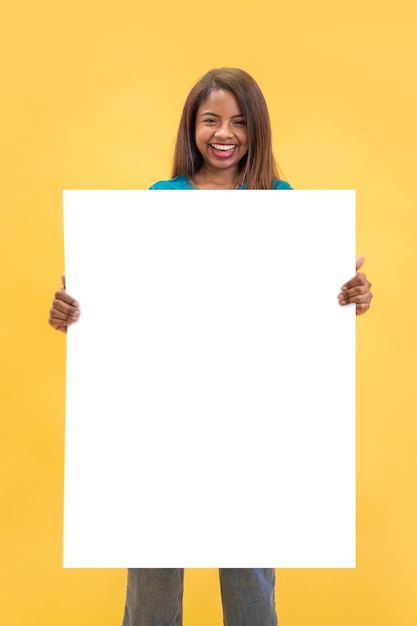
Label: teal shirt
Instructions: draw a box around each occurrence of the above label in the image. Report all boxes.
[149,175,293,190]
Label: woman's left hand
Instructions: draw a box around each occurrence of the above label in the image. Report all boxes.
[338,256,373,316]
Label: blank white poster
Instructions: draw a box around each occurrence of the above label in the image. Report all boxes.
[63,190,356,568]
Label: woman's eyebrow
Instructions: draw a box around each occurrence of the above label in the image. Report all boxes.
[200,111,245,118]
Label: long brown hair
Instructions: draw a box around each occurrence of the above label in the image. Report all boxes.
[172,68,280,189]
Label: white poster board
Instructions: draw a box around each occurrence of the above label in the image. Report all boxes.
[63,190,356,568]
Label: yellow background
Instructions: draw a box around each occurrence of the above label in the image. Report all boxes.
[1,1,416,624]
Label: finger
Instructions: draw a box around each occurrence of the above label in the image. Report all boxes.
[355,255,364,272]
[341,272,368,292]
[49,321,67,333]
[48,309,79,331]
[345,293,372,305]
[52,297,79,314]
[338,289,373,306]
[61,274,66,289]
[48,315,71,332]
[54,287,79,308]
[49,306,80,322]
[50,302,80,322]
[341,284,370,301]
[49,300,80,324]
[356,302,371,316]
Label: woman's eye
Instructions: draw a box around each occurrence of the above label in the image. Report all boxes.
[203,118,217,124]
[233,120,246,126]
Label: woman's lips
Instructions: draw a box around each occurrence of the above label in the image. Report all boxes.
[209,144,237,158]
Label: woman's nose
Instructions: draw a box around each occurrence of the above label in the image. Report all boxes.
[214,124,233,138]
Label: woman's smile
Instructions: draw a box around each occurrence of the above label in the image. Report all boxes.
[209,143,238,158]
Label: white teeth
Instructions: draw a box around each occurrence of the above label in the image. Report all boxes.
[211,144,236,151]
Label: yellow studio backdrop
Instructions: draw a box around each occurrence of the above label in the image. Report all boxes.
[1,1,416,624]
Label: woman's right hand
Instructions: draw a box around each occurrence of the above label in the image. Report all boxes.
[48,274,80,333]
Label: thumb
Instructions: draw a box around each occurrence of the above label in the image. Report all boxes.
[61,273,66,289]
[356,255,364,272]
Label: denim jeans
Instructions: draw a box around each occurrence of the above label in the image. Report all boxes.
[122,568,277,626]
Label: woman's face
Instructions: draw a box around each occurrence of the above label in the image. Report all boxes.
[194,89,248,174]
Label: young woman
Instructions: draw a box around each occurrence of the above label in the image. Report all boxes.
[49,68,373,626]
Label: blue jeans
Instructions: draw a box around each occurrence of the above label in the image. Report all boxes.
[122,568,277,626]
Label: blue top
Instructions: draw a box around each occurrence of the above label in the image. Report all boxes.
[149,175,293,190]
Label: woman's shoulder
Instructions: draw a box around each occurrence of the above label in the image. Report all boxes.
[272,178,293,190]
[148,175,193,190]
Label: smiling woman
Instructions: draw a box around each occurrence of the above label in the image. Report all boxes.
[48,66,373,626]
